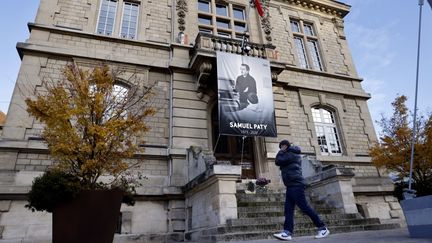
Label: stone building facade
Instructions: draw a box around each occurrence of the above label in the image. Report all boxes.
[0,0,403,241]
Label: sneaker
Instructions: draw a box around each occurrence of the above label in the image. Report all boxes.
[315,227,330,239]
[273,231,292,241]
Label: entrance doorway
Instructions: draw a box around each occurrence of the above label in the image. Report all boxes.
[211,106,256,179]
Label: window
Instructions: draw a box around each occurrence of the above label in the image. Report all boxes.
[290,20,323,71]
[311,107,342,155]
[198,0,211,12]
[97,0,118,36]
[197,1,247,39]
[233,7,245,20]
[120,2,139,39]
[96,0,140,39]
[216,4,228,16]
[198,16,212,25]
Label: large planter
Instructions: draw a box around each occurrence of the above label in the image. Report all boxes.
[53,189,123,243]
[400,195,432,238]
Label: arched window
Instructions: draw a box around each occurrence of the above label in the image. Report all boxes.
[311,107,342,155]
[90,83,129,122]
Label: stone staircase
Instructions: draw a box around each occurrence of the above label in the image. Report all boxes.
[199,192,400,242]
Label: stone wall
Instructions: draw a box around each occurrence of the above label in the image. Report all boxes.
[356,195,405,225]
[36,0,172,43]
[184,165,241,241]
[0,201,51,240]
[172,72,211,149]
[0,0,399,240]
[0,199,184,240]
[268,3,355,76]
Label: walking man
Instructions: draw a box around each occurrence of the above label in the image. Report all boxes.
[273,139,330,241]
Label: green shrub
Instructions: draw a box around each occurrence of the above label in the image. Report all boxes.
[26,170,81,212]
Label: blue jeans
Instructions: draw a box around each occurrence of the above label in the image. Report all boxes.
[284,186,325,234]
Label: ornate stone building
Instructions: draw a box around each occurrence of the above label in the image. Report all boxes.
[0,0,404,241]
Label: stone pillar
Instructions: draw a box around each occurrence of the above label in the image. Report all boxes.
[170,153,188,186]
[168,200,186,241]
[305,166,358,214]
[184,164,241,241]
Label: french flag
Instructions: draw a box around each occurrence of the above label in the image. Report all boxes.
[254,0,265,17]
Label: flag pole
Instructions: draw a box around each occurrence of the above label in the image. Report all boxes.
[407,0,424,195]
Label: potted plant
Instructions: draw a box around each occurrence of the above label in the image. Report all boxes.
[255,177,270,193]
[24,64,156,243]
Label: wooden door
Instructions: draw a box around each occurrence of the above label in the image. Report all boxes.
[212,107,256,179]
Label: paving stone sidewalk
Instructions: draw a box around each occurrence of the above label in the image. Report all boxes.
[222,228,432,243]
[0,227,430,242]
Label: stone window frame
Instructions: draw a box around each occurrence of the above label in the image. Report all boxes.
[119,2,140,39]
[96,0,142,40]
[89,80,131,121]
[96,0,118,36]
[197,0,248,40]
[310,106,343,156]
[289,18,324,71]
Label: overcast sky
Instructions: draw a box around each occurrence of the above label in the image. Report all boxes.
[1,1,431,136]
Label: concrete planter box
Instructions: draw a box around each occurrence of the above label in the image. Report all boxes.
[400,195,432,238]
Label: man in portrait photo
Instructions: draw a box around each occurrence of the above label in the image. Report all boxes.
[217,52,277,137]
[234,64,259,110]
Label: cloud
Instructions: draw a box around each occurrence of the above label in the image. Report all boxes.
[363,76,387,113]
[346,22,396,73]
[362,76,392,136]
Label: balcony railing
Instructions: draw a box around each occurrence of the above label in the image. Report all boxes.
[188,33,284,94]
[191,33,279,61]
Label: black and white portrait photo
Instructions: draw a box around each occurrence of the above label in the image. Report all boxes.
[217,52,277,137]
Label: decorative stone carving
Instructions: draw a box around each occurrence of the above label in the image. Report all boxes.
[332,17,346,40]
[286,0,348,17]
[271,70,279,82]
[261,0,272,43]
[176,0,188,32]
[189,145,203,160]
[195,61,212,96]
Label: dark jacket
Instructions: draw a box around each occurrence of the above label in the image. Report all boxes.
[275,145,305,187]
[235,74,257,104]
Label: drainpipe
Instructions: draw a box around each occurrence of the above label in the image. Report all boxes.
[167,0,176,183]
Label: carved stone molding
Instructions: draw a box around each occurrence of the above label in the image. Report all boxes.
[176,0,188,32]
[332,17,346,39]
[261,0,273,43]
[283,0,349,18]
[271,70,279,82]
[195,61,213,95]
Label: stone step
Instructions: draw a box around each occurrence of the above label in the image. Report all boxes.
[236,193,327,207]
[238,208,340,218]
[237,205,341,213]
[236,193,286,202]
[238,200,327,208]
[203,218,381,235]
[227,213,363,226]
[202,223,400,242]
[237,203,343,213]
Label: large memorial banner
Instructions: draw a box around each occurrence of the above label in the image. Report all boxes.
[217,52,277,137]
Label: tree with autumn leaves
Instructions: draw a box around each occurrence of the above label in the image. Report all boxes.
[25,64,156,212]
[370,95,432,197]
